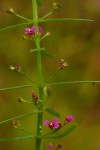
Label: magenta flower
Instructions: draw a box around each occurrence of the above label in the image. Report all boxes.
[38,26,43,35]
[25,26,36,35]
[48,143,54,149]
[65,115,75,122]
[25,26,43,35]
[44,118,60,129]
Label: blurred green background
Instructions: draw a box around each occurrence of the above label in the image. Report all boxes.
[0,0,100,149]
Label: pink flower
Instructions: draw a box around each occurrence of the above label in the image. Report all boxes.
[65,115,75,122]
[44,118,60,129]
[25,26,43,35]
[48,143,54,149]
[25,26,36,35]
[38,26,43,35]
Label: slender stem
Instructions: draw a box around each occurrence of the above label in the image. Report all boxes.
[14,13,31,21]
[42,10,54,19]
[47,69,60,83]
[0,22,32,32]
[47,80,100,86]
[0,84,37,91]
[20,127,33,135]
[0,135,36,141]
[0,110,37,125]
[32,0,43,150]
[21,71,36,84]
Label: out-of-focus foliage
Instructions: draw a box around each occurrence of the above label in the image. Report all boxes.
[0,0,100,149]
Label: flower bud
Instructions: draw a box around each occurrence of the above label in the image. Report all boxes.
[32,91,38,105]
[65,115,75,122]
[45,32,51,36]
[55,144,62,150]
[6,8,15,14]
[11,120,21,128]
[9,64,21,72]
[9,66,15,71]
[58,59,68,70]
[18,97,25,102]
[53,2,62,10]
[44,86,53,97]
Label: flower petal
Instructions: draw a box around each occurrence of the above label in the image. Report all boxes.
[44,120,50,126]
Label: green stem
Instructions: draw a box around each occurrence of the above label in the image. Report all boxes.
[14,13,31,21]
[0,110,37,125]
[0,135,36,141]
[20,71,36,84]
[47,80,100,86]
[0,84,37,91]
[32,0,43,150]
[20,127,33,135]
[42,10,54,19]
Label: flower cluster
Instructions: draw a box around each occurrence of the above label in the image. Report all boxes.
[44,118,61,129]
[58,59,68,69]
[11,120,21,128]
[9,64,21,72]
[44,115,74,129]
[25,26,43,35]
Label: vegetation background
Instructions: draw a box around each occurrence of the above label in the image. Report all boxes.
[0,0,100,149]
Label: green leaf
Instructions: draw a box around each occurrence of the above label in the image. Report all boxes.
[40,18,94,23]
[41,50,55,57]
[47,81,100,86]
[0,135,36,141]
[0,22,32,32]
[45,124,77,139]
[45,108,60,118]
[0,84,36,91]
[37,0,42,5]
[0,110,38,125]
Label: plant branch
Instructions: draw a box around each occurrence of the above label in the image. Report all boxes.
[0,84,37,91]
[0,110,37,125]
[47,81,100,86]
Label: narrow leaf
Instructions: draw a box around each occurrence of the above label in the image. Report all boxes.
[0,135,36,141]
[45,124,77,139]
[0,84,36,91]
[0,22,32,32]
[47,81,100,86]
[0,110,37,125]
[41,50,55,57]
[40,18,94,23]
[45,108,60,118]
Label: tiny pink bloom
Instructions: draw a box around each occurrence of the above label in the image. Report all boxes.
[38,26,43,34]
[25,26,36,35]
[48,143,54,150]
[44,120,50,126]
[66,115,75,122]
[25,26,43,35]
[44,118,60,129]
